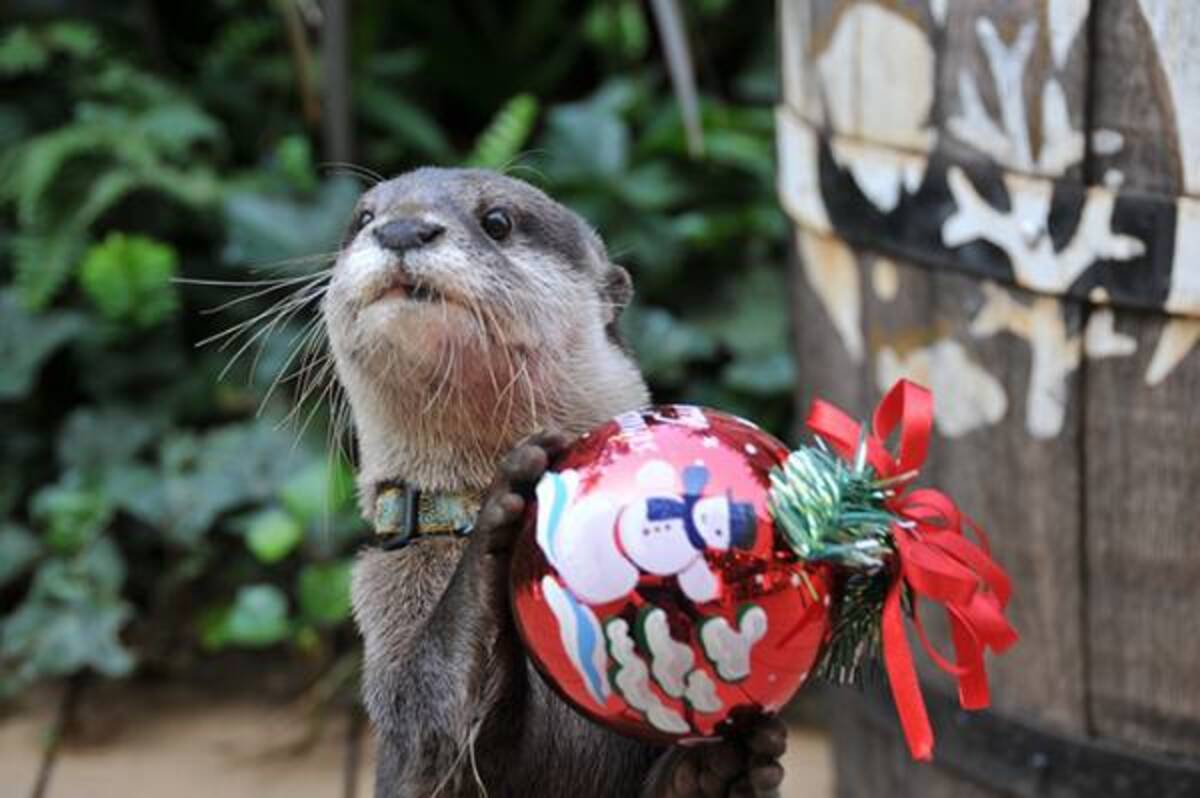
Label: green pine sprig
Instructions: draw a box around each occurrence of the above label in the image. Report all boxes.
[768,437,900,686]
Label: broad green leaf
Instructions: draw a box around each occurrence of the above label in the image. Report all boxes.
[703,129,775,183]
[0,291,86,400]
[541,100,629,180]
[220,584,290,647]
[0,103,30,150]
[280,461,333,524]
[31,482,114,553]
[0,524,41,587]
[79,232,180,328]
[1,537,133,684]
[57,405,164,473]
[99,463,166,527]
[0,27,49,75]
[620,305,716,384]
[241,508,303,564]
[159,421,299,546]
[583,0,648,60]
[1,595,134,680]
[696,265,790,358]
[722,351,796,396]
[279,456,356,525]
[617,163,688,211]
[221,177,359,266]
[672,205,788,248]
[296,560,352,627]
[43,21,100,59]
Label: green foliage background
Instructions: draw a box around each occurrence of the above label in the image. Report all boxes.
[0,0,789,696]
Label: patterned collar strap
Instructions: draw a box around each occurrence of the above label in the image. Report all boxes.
[373,483,483,549]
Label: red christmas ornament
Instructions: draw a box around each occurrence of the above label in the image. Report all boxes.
[510,405,833,744]
[512,382,1020,759]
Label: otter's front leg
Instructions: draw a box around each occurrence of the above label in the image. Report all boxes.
[642,716,788,798]
[372,432,568,797]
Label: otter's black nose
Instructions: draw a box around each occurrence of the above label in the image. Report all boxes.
[374,218,445,253]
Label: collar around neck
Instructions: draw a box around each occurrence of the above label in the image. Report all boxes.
[373,483,484,549]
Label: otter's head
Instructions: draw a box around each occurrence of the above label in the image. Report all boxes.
[323,167,648,493]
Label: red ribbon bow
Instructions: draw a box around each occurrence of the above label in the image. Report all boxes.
[806,379,1019,761]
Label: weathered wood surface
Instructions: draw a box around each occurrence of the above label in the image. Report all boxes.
[776,0,1200,319]
[1091,0,1200,197]
[831,690,998,798]
[779,0,1200,792]
[1085,309,1200,754]
[1089,0,1186,196]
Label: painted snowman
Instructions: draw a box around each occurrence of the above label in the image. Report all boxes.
[534,459,768,731]
[536,460,757,606]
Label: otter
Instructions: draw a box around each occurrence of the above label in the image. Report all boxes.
[322,167,788,797]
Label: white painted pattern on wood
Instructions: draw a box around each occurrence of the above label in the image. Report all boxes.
[797,229,864,363]
[876,338,1008,437]
[828,136,926,213]
[971,283,1082,439]
[815,3,934,151]
[942,166,1145,294]
[775,107,831,234]
[1048,0,1091,68]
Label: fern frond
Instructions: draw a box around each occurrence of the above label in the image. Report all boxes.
[466,94,539,170]
[13,169,138,308]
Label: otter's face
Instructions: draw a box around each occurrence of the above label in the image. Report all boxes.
[323,168,630,396]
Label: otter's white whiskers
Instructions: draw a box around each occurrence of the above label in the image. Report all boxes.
[260,312,328,416]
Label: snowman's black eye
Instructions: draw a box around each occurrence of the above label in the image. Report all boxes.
[481,207,513,241]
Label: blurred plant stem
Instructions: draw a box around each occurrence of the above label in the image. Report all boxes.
[649,0,705,157]
[320,0,353,164]
[29,674,88,798]
[274,0,321,129]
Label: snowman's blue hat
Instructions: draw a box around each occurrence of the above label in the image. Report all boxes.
[727,498,757,549]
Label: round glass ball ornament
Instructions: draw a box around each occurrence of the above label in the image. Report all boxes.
[510,405,833,744]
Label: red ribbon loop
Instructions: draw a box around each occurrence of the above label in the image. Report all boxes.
[805,379,1018,761]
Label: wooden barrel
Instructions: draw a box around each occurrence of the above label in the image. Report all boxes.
[776,1,1200,794]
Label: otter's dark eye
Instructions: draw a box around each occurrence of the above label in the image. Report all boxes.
[354,209,375,233]
[481,208,512,241]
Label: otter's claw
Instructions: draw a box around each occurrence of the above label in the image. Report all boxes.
[475,431,570,557]
[649,716,787,798]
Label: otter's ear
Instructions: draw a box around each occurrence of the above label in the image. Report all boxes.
[601,264,634,323]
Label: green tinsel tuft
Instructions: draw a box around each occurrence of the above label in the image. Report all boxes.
[768,442,896,569]
[768,438,900,686]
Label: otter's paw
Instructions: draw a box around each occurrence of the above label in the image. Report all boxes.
[648,716,787,798]
[473,431,571,559]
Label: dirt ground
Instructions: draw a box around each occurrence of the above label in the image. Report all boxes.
[0,684,832,798]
